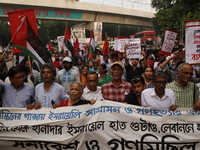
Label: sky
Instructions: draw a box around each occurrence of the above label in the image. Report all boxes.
[79,0,155,13]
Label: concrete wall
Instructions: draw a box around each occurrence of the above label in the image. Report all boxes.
[0,0,154,26]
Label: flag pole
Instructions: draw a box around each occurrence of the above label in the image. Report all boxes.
[3,15,27,56]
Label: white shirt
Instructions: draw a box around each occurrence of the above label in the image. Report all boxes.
[82,86,104,101]
[141,88,175,110]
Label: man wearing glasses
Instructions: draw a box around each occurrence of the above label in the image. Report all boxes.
[0,66,34,108]
[141,71,177,110]
[166,63,200,109]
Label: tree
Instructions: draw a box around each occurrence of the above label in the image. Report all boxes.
[151,0,200,41]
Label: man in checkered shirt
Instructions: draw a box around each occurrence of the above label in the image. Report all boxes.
[101,62,132,103]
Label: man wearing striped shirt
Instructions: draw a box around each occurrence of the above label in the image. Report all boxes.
[166,63,200,109]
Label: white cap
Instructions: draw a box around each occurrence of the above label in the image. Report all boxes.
[63,56,72,63]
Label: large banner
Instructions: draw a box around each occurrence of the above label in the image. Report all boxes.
[160,29,178,55]
[185,20,200,64]
[0,100,200,150]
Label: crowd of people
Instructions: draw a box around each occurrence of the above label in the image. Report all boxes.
[0,44,200,111]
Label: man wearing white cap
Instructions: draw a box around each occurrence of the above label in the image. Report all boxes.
[57,56,80,93]
[101,61,132,103]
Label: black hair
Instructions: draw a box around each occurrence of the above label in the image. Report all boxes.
[152,71,168,81]
[100,63,108,73]
[41,63,57,77]
[8,66,27,78]
[81,65,89,71]
[130,76,145,85]
[86,71,98,79]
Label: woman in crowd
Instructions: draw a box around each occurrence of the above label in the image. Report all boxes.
[79,65,89,87]
[143,66,154,89]
[98,63,112,87]
[53,82,95,107]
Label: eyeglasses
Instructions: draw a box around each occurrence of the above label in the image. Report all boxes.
[13,75,27,80]
[154,81,167,85]
[181,72,193,76]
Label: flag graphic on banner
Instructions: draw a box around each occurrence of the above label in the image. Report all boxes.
[88,30,95,58]
[64,24,74,56]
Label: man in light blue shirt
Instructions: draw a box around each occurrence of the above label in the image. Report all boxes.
[34,63,69,108]
[0,66,34,108]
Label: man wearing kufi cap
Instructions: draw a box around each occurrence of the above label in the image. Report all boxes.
[56,56,80,93]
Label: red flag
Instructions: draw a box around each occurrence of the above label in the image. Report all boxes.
[88,30,95,58]
[102,34,109,55]
[73,38,79,56]
[8,9,38,54]
[64,24,74,56]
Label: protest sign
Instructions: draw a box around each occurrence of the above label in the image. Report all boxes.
[0,100,200,150]
[185,20,200,64]
[160,29,178,55]
[126,38,142,59]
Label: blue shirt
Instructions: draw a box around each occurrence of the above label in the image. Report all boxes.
[0,82,34,108]
[35,82,69,107]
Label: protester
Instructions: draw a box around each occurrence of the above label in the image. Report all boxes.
[88,61,94,71]
[82,71,104,100]
[93,61,99,73]
[143,66,154,88]
[79,65,89,87]
[53,52,62,70]
[166,63,200,109]
[53,82,96,108]
[24,59,39,83]
[124,76,146,106]
[101,54,111,70]
[5,64,34,86]
[98,63,112,87]
[82,71,104,101]
[101,61,132,103]
[0,66,34,108]
[124,44,146,82]
[33,63,69,108]
[141,71,177,110]
[57,56,80,93]
[76,58,84,73]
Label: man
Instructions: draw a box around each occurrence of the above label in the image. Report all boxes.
[124,45,146,82]
[0,66,34,108]
[124,76,146,106]
[57,56,80,93]
[34,63,69,108]
[101,62,132,103]
[141,71,176,110]
[53,52,62,70]
[82,71,104,101]
[166,63,200,108]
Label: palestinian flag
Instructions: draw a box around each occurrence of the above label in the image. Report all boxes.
[88,30,95,58]
[64,24,74,56]
[11,19,52,68]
